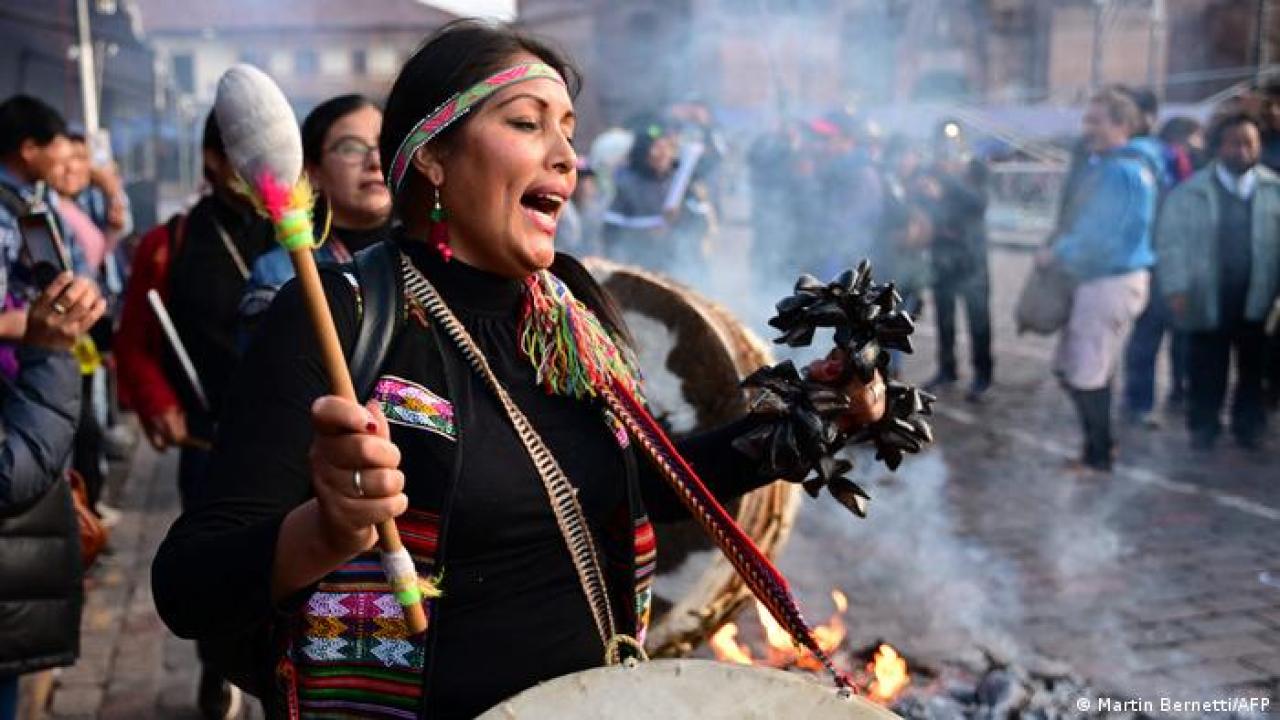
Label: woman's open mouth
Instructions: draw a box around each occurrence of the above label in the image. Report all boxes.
[520,191,565,235]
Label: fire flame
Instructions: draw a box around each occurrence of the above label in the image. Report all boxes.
[707,590,910,704]
[709,622,754,665]
[868,643,909,702]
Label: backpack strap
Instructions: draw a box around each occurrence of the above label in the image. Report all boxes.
[0,182,29,218]
[349,240,406,403]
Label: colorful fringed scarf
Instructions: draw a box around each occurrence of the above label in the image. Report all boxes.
[518,270,642,401]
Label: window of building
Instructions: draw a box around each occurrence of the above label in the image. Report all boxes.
[172,53,194,93]
[240,48,268,69]
[295,48,318,76]
[269,50,292,77]
[368,46,399,76]
[352,49,368,76]
[320,48,349,76]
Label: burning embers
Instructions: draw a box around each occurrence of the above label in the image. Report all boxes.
[708,590,911,705]
[705,594,1125,719]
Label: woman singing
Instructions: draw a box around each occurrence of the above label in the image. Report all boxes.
[153,20,889,720]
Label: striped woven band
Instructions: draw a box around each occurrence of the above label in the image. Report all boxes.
[386,62,565,192]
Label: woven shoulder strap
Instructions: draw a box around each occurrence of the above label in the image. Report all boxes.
[399,253,631,658]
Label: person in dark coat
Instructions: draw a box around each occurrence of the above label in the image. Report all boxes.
[0,273,106,720]
[919,119,993,402]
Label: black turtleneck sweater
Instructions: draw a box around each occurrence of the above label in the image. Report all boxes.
[153,237,774,719]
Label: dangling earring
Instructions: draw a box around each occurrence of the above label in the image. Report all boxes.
[430,186,453,262]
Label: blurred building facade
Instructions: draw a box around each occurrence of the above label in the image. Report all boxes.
[520,0,1279,134]
[0,0,160,224]
[133,0,456,116]
[129,0,455,203]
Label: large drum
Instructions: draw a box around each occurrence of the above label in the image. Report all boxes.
[583,259,801,657]
[476,659,897,719]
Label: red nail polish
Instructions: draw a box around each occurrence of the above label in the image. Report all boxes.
[366,421,378,434]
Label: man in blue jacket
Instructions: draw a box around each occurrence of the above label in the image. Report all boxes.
[1040,88,1156,473]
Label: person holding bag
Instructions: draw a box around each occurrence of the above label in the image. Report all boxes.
[1035,88,1157,474]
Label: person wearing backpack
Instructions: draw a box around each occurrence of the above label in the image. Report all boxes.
[115,110,272,720]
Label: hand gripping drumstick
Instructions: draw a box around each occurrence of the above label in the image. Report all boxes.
[214,64,428,635]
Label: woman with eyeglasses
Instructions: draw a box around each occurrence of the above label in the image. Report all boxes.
[239,95,392,326]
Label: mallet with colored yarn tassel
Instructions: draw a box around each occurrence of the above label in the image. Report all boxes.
[213,64,429,635]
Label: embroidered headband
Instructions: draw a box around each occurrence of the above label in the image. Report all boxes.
[386,62,566,192]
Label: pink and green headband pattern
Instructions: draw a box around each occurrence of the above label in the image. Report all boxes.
[386,62,565,192]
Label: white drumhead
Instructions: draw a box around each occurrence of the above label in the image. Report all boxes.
[476,659,899,719]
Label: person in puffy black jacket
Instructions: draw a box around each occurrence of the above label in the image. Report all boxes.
[0,272,105,720]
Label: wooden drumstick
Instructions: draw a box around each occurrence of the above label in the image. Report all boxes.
[215,63,428,635]
[288,244,428,635]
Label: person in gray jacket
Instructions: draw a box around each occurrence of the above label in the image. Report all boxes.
[0,271,105,720]
[1157,112,1280,450]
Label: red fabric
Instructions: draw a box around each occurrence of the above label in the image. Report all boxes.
[115,217,181,420]
[1171,146,1195,184]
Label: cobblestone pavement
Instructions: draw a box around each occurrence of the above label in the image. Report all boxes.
[44,244,1277,718]
[48,445,264,720]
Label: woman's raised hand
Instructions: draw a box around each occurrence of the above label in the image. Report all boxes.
[308,396,407,557]
[806,348,888,430]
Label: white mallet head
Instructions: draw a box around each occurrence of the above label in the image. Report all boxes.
[214,63,302,188]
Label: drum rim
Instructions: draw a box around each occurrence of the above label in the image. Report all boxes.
[475,658,901,720]
[584,258,802,657]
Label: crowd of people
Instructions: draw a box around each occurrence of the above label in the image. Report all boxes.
[0,16,1277,720]
[730,85,1280,474]
[0,20,882,720]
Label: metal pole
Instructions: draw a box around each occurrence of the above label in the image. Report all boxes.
[1258,0,1273,86]
[75,0,100,134]
[1148,0,1166,96]
[1090,0,1107,92]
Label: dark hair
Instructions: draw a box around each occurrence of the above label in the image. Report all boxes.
[1207,111,1262,154]
[1115,85,1158,135]
[1157,116,1202,146]
[625,114,669,174]
[303,94,378,166]
[201,110,225,184]
[202,110,224,154]
[380,19,581,214]
[0,95,68,156]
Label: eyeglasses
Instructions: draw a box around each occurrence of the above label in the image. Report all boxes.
[327,138,380,166]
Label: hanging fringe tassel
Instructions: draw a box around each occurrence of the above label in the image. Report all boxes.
[519,271,640,400]
[601,379,854,691]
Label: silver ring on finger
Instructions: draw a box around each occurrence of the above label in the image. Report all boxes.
[352,469,365,497]
[52,302,67,315]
